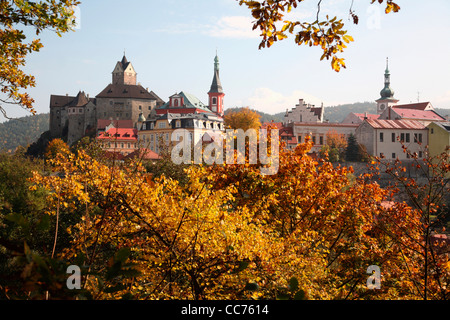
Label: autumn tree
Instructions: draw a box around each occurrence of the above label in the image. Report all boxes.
[320,130,347,162]
[0,0,80,118]
[224,107,262,131]
[371,146,450,300]
[238,0,400,71]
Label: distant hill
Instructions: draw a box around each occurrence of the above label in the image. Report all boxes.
[0,113,49,152]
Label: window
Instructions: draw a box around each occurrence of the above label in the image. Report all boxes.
[298,136,302,143]
[176,121,181,128]
[380,132,384,142]
[212,97,217,105]
[392,133,396,142]
[174,99,179,107]
[392,153,396,159]
[405,133,410,143]
[158,122,166,129]
[142,123,146,130]
[150,134,154,141]
[127,143,130,149]
[414,133,423,143]
[380,152,384,158]
[419,151,423,158]
[139,105,142,110]
[166,133,169,141]
[319,136,324,145]
[400,133,405,142]
[431,128,434,134]
[312,136,316,144]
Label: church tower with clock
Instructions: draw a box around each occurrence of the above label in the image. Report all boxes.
[376,58,399,114]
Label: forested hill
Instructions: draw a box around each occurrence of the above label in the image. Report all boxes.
[0,113,49,152]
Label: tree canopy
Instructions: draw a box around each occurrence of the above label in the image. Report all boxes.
[0,0,80,118]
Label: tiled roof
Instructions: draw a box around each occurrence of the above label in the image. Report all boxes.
[392,108,445,121]
[125,148,160,160]
[50,93,95,108]
[394,102,432,111]
[365,119,426,130]
[261,122,285,130]
[96,84,158,100]
[97,127,138,140]
[353,113,380,120]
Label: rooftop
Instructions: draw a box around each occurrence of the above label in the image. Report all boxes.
[97,127,138,140]
[365,119,426,130]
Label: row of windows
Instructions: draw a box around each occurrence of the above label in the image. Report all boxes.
[103,142,137,149]
[140,132,194,143]
[297,135,324,145]
[142,121,222,131]
[380,151,423,159]
[379,132,423,143]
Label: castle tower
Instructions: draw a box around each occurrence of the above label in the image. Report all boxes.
[376,57,399,114]
[208,53,225,117]
[112,54,137,85]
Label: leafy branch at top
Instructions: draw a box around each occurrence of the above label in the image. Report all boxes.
[238,0,400,72]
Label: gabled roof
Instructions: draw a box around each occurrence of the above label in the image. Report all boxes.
[158,91,212,113]
[392,108,445,121]
[50,93,94,108]
[394,102,433,111]
[352,113,380,121]
[96,83,158,100]
[364,119,426,130]
[125,148,160,160]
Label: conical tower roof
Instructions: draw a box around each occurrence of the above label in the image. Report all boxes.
[208,54,223,94]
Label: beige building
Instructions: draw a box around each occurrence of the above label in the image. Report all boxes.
[356,119,428,160]
[284,99,324,124]
[290,122,359,153]
[137,111,224,155]
[427,121,450,159]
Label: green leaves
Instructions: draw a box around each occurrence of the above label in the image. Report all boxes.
[0,0,80,117]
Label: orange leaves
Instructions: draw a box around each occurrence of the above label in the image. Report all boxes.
[239,0,400,72]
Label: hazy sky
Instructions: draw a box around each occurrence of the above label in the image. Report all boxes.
[3,0,450,121]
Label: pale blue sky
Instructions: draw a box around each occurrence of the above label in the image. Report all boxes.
[4,0,450,121]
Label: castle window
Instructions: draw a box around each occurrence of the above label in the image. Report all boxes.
[212,97,217,105]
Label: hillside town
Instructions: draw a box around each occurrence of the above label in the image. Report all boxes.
[49,55,449,163]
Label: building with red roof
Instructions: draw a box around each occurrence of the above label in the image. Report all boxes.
[356,119,428,160]
[97,127,138,156]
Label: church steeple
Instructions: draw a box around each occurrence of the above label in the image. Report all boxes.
[376,57,398,114]
[209,53,223,94]
[208,53,225,116]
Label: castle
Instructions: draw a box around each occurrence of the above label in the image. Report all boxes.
[49,54,224,146]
